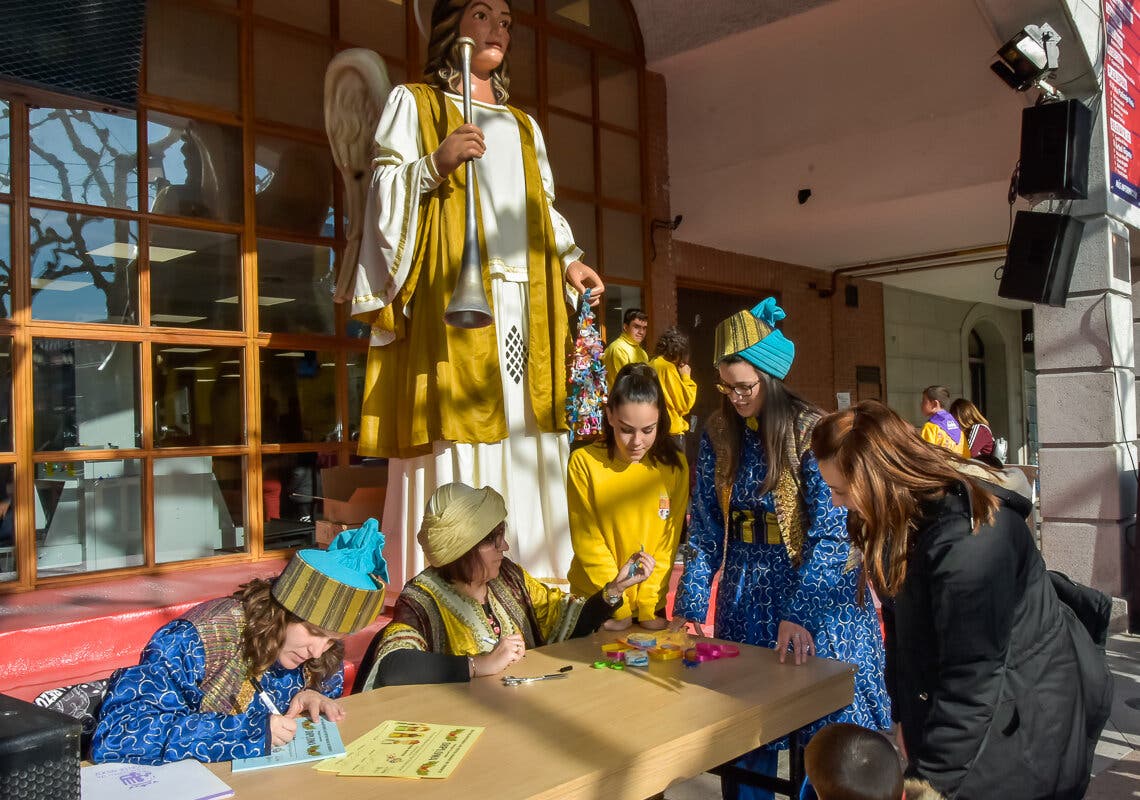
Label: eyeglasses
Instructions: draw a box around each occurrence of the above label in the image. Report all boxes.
[479,530,508,549]
[715,381,761,399]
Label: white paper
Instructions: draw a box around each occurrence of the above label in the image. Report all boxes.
[82,759,233,800]
[836,392,852,410]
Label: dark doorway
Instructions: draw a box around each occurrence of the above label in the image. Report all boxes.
[675,284,772,456]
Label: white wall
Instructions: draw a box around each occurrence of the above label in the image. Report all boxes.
[883,285,1025,460]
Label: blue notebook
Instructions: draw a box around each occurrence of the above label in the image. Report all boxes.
[231,716,346,772]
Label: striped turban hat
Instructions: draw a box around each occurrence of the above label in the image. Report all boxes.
[713,297,795,380]
[271,518,388,634]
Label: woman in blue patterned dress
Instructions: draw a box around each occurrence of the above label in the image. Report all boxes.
[92,526,388,765]
[672,298,890,800]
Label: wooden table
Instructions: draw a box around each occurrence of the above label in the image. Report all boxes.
[208,632,854,799]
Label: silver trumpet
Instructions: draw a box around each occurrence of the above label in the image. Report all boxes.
[443,36,493,329]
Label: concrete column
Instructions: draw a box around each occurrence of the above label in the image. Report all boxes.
[1034,0,1138,623]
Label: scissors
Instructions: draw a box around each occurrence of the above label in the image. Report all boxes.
[501,666,573,686]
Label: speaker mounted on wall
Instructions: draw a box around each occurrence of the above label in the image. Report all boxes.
[1017,99,1092,202]
[998,210,1084,307]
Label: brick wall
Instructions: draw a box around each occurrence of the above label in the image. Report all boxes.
[642,71,886,412]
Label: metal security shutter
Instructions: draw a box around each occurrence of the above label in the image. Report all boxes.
[0,0,145,108]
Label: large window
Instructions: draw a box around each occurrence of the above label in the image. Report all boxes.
[0,0,645,589]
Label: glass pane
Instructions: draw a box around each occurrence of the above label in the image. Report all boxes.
[556,198,596,265]
[148,112,244,223]
[255,136,335,238]
[262,452,325,550]
[599,56,638,130]
[146,0,240,112]
[547,0,636,51]
[36,458,144,576]
[254,29,330,131]
[0,465,13,582]
[348,354,365,444]
[546,37,592,116]
[0,339,11,451]
[261,348,340,444]
[340,0,406,58]
[153,345,244,446]
[149,225,241,330]
[546,113,593,194]
[255,0,329,33]
[155,455,247,563]
[33,339,141,451]
[601,207,643,281]
[30,210,139,324]
[0,100,9,193]
[508,24,536,102]
[257,239,335,334]
[603,284,642,343]
[29,108,139,210]
[0,205,9,318]
[600,129,640,204]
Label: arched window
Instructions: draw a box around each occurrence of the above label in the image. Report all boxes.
[968,329,986,415]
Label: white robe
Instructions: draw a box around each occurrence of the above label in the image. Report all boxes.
[353,85,582,591]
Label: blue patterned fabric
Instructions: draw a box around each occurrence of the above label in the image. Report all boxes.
[674,427,891,799]
[92,619,344,764]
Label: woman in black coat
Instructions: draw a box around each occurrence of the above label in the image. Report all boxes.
[811,401,1112,800]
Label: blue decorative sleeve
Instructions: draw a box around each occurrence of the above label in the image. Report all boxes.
[92,620,270,765]
[780,450,855,626]
[672,433,724,623]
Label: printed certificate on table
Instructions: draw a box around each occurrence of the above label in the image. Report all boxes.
[232,716,345,772]
[316,720,483,779]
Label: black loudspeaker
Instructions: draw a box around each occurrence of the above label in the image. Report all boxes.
[0,693,80,800]
[1018,99,1091,202]
[998,211,1084,307]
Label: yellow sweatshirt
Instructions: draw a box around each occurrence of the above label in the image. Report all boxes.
[602,333,649,391]
[566,441,689,621]
[650,355,698,435]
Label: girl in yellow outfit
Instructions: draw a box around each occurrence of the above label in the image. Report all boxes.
[567,363,689,631]
[649,327,698,442]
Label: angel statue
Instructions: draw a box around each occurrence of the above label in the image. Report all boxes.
[324,0,605,591]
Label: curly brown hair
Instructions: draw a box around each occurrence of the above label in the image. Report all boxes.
[423,0,512,104]
[237,579,344,688]
[653,327,690,365]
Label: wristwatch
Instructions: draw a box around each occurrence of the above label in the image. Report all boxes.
[602,584,622,607]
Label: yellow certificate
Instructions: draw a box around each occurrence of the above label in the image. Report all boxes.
[316,720,484,779]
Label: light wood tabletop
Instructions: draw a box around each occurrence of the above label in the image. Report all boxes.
[208,631,854,799]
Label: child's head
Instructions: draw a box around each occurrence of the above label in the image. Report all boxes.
[653,326,690,366]
[804,724,903,800]
[920,385,951,417]
[604,363,679,466]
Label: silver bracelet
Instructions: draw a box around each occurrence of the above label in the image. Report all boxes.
[468,654,476,678]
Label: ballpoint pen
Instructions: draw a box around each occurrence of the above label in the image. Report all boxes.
[250,675,282,715]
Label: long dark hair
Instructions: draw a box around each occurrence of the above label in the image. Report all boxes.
[718,355,815,497]
[811,400,999,596]
[237,579,344,689]
[423,0,512,104]
[604,363,682,469]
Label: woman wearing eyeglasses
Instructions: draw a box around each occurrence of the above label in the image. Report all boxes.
[358,482,655,688]
[672,298,891,800]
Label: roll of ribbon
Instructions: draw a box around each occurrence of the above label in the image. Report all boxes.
[601,642,633,655]
[648,645,682,661]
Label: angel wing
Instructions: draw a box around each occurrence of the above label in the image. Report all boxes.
[324,48,392,303]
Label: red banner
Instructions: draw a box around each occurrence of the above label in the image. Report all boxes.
[1107,0,1140,207]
